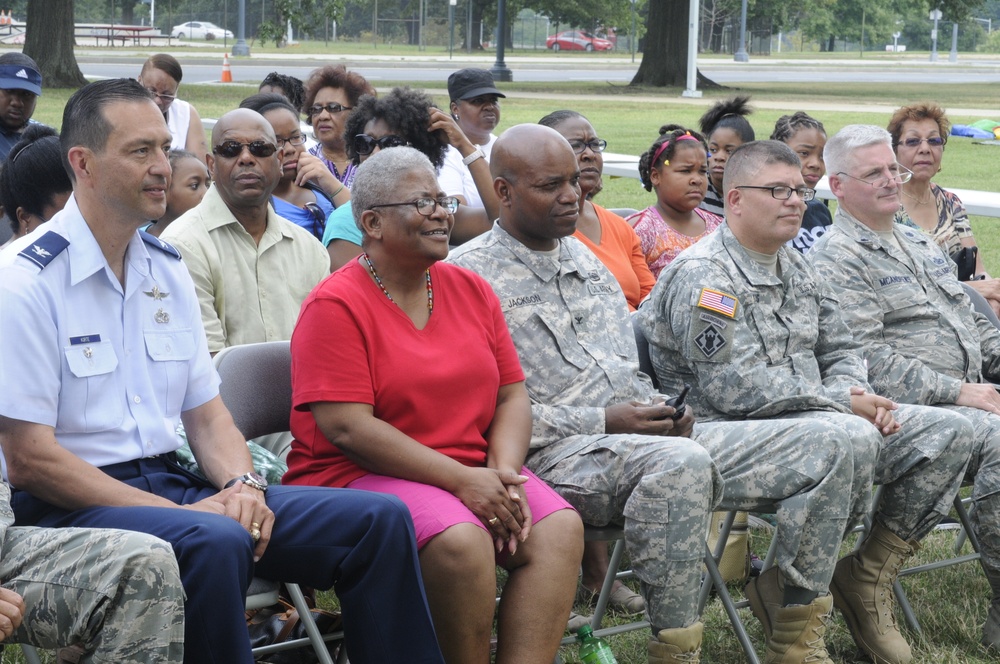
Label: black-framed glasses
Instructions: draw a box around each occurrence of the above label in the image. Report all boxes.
[275,134,308,149]
[836,165,913,189]
[899,136,945,148]
[369,197,460,217]
[735,185,817,202]
[212,141,278,159]
[567,139,607,155]
[354,134,410,155]
[307,102,352,118]
[303,202,327,240]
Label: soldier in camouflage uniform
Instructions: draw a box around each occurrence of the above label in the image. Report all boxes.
[0,482,184,662]
[809,123,1000,653]
[640,139,973,664]
[451,124,869,664]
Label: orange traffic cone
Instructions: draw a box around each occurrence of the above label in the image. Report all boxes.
[221,53,233,83]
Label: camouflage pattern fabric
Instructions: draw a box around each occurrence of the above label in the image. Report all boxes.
[0,483,184,662]
[449,222,870,621]
[810,208,1000,571]
[641,222,972,544]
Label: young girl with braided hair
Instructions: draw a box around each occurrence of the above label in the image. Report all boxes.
[626,125,723,278]
[698,95,755,217]
[771,111,832,253]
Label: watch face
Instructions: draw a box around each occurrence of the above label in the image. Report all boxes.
[246,472,268,488]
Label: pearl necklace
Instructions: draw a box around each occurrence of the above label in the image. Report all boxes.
[361,253,433,314]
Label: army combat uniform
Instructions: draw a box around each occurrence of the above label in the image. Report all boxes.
[0,483,184,662]
[640,222,973,584]
[450,223,861,627]
[810,208,1000,636]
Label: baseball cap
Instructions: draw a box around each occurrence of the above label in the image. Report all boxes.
[0,53,42,95]
[447,68,505,102]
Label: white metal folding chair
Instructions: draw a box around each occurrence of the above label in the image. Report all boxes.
[214,341,344,664]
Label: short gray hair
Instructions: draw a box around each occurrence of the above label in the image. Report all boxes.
[824,124,892,176]
[351,147,436,231]
[723,140,800,194]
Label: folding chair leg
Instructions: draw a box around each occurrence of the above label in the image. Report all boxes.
[590,538,627,630]
[285,583,337,664]
[697,511,736,614]
[20,645,43,664]
[704,543,761,664]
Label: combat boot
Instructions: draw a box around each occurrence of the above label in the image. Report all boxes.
[766,595,835,664]
[980,566,1000,649]
[648,621,703,663]
[830,522,915,664]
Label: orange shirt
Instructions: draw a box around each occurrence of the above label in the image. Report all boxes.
[573,204,656,311]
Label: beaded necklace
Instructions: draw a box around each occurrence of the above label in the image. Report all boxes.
[361,253,433,314]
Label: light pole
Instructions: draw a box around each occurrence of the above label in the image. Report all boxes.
[734,0,749,62]
[490,0,513,82]
[683,0,702,96]
[232,0,249,55]
[449,0,456,58]
[929,8,942,62]
[949,21,958,62]
[631,0,637,63]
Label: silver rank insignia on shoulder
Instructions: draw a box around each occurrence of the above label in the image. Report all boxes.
[155,308,170,324]
[144,285,169,300]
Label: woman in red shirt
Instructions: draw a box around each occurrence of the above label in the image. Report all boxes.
[285,147,582,664]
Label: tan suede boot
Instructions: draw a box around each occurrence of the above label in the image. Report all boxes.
[648,621,703,663]
[830,523,915,664]
[766,595,835,664]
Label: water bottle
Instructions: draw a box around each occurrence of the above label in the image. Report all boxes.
[576,624,619,664]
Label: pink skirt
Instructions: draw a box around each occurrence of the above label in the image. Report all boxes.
[348,468,574,551]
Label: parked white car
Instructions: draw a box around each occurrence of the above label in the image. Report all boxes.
[170,21,233,40]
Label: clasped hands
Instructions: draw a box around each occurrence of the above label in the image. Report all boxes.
[454,467,532,556]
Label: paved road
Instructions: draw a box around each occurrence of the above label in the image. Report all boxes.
[79,56,1000,86]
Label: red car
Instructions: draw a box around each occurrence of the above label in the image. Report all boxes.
[546,30,614,52]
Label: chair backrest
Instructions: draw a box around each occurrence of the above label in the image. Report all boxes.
[631,314,660,390]
[608,207,639,221]
[961,281,1000,330]
[213,341,293,442]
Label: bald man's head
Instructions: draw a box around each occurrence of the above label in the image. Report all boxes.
[491,123,581,251]
[208,108,281,211]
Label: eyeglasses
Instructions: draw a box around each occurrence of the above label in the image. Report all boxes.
[735,185,817,202]
[898,136,945,148]
[567,139,607,155]
[354,134,411,155]
[369,197,460,217]
[307,102,352,118]
[836,165,913,189]
[275,134,308,149]
[139,81,177,103]
[212,141,278,159]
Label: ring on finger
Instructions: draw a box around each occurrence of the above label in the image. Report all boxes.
[250,523,262,542]
[488,516,500,526]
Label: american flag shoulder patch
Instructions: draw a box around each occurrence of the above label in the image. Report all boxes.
[697,288,738,318]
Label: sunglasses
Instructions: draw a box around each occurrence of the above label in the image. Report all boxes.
[354,134,410,156]
[899,137,945,148]
[307,102,352,118]
[212,141,278,159]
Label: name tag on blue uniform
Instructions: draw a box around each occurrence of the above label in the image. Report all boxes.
[69,334,102,345]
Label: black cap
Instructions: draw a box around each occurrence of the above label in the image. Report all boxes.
[447,68,506,102]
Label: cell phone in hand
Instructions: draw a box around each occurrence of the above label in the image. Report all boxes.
[663,385,690,420]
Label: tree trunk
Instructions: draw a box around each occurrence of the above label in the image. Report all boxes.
[25,0,87,89]
[631,0,721,87]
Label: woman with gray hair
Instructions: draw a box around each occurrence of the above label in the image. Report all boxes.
[286,147,583,664]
